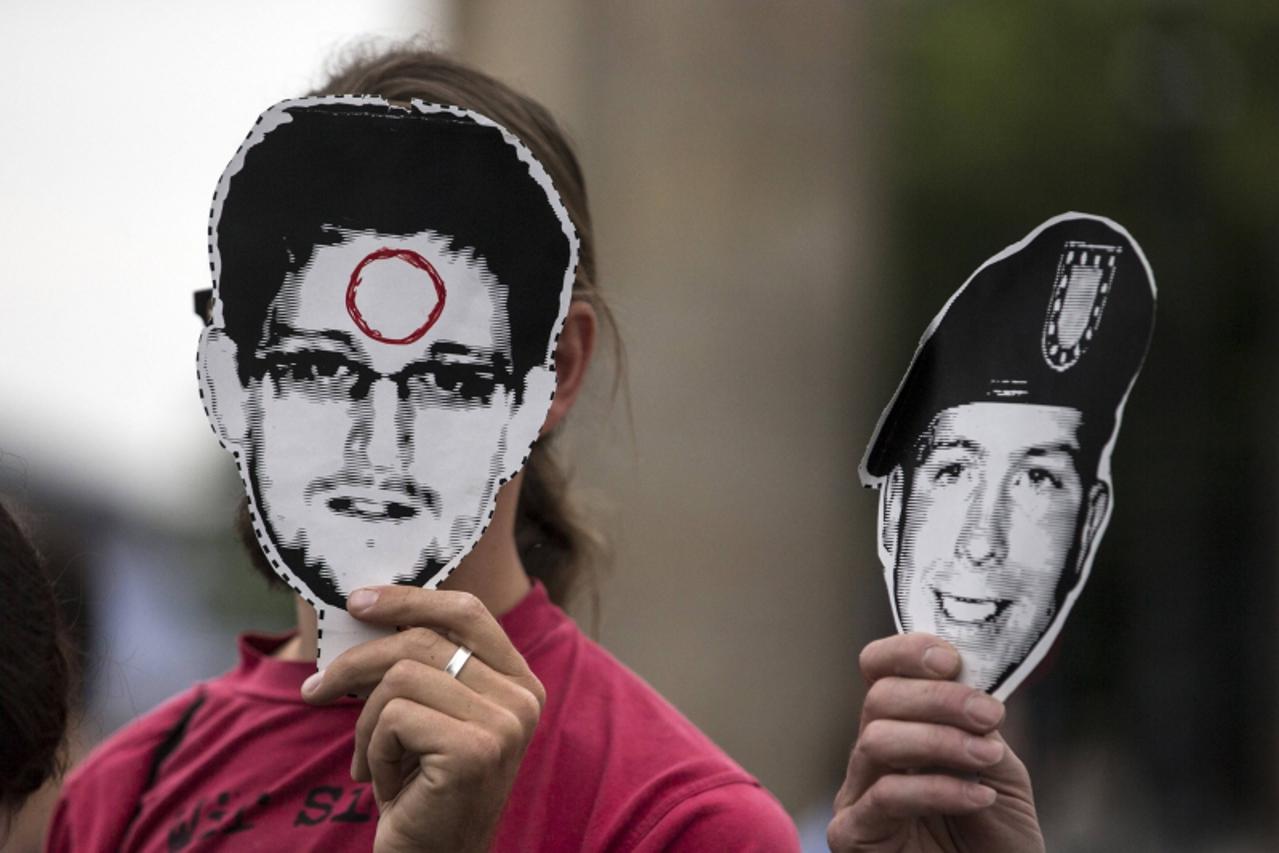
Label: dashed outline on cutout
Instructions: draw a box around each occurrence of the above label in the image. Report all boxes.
[196,96,580,661]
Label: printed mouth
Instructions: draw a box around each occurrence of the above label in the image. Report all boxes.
[933,590,1011,625]
[327,496,419,521]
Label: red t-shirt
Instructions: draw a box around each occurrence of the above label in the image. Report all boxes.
[47,583,799,851]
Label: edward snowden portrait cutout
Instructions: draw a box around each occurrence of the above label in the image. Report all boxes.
[860,213,1155,700]
[197,98,577,666]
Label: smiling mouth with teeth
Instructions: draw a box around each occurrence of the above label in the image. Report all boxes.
[328,496,418,521]
[933,590,1012,624]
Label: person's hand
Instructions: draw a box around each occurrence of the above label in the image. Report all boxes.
[827,633,1045,853]
[302,586,545,853]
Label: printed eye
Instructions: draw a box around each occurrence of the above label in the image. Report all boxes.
[399,361,502,407]
[1025,468,1063,490]
[432,364,498,404]
[266,352,358,389]
[933,461,966,484]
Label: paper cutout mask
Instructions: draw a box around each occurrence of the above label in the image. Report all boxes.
[860,213,1155,699]
[198,98,577,666]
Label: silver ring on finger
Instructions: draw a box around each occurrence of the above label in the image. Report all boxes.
[444,645,473,679]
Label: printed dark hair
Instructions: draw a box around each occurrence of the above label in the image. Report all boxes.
[0,501,69,813]
[216,101,570,396]
[234,45,618,611]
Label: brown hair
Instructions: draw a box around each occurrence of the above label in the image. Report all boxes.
[236,45,618,612]
[0,501,69,812]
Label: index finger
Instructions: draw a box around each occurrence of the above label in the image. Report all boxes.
[859,633,961,684]
[347,586,528,678]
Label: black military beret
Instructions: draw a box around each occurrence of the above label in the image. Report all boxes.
[861,213,1155,482]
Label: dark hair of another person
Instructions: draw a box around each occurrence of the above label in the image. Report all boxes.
[0,502,69,812]
[234,45,620,614]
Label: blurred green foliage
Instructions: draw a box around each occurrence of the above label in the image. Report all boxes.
[873,2,1279,847]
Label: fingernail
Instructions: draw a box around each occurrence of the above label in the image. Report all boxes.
[348,588,379,613]
[301,668,325,696]
[967,783,997,806]
[922,644,959,676]
[966,736,1004,765]
[965,694,1005,728]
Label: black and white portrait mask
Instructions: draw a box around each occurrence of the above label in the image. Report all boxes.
[861,213,1156,699]
[198,98,577,664]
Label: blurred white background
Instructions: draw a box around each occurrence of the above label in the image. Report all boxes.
[0,0,450,526]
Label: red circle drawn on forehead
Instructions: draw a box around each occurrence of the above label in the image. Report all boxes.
[345,247,447,345]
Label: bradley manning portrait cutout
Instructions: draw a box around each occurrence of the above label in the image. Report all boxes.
[860,213,1155,700]
[197,98,577,664]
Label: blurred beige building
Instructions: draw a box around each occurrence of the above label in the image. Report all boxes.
[0,6,892,850]
[457,1,889,814]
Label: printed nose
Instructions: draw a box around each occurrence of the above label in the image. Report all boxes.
[957,482,1009,567]
[351,377,402,471]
